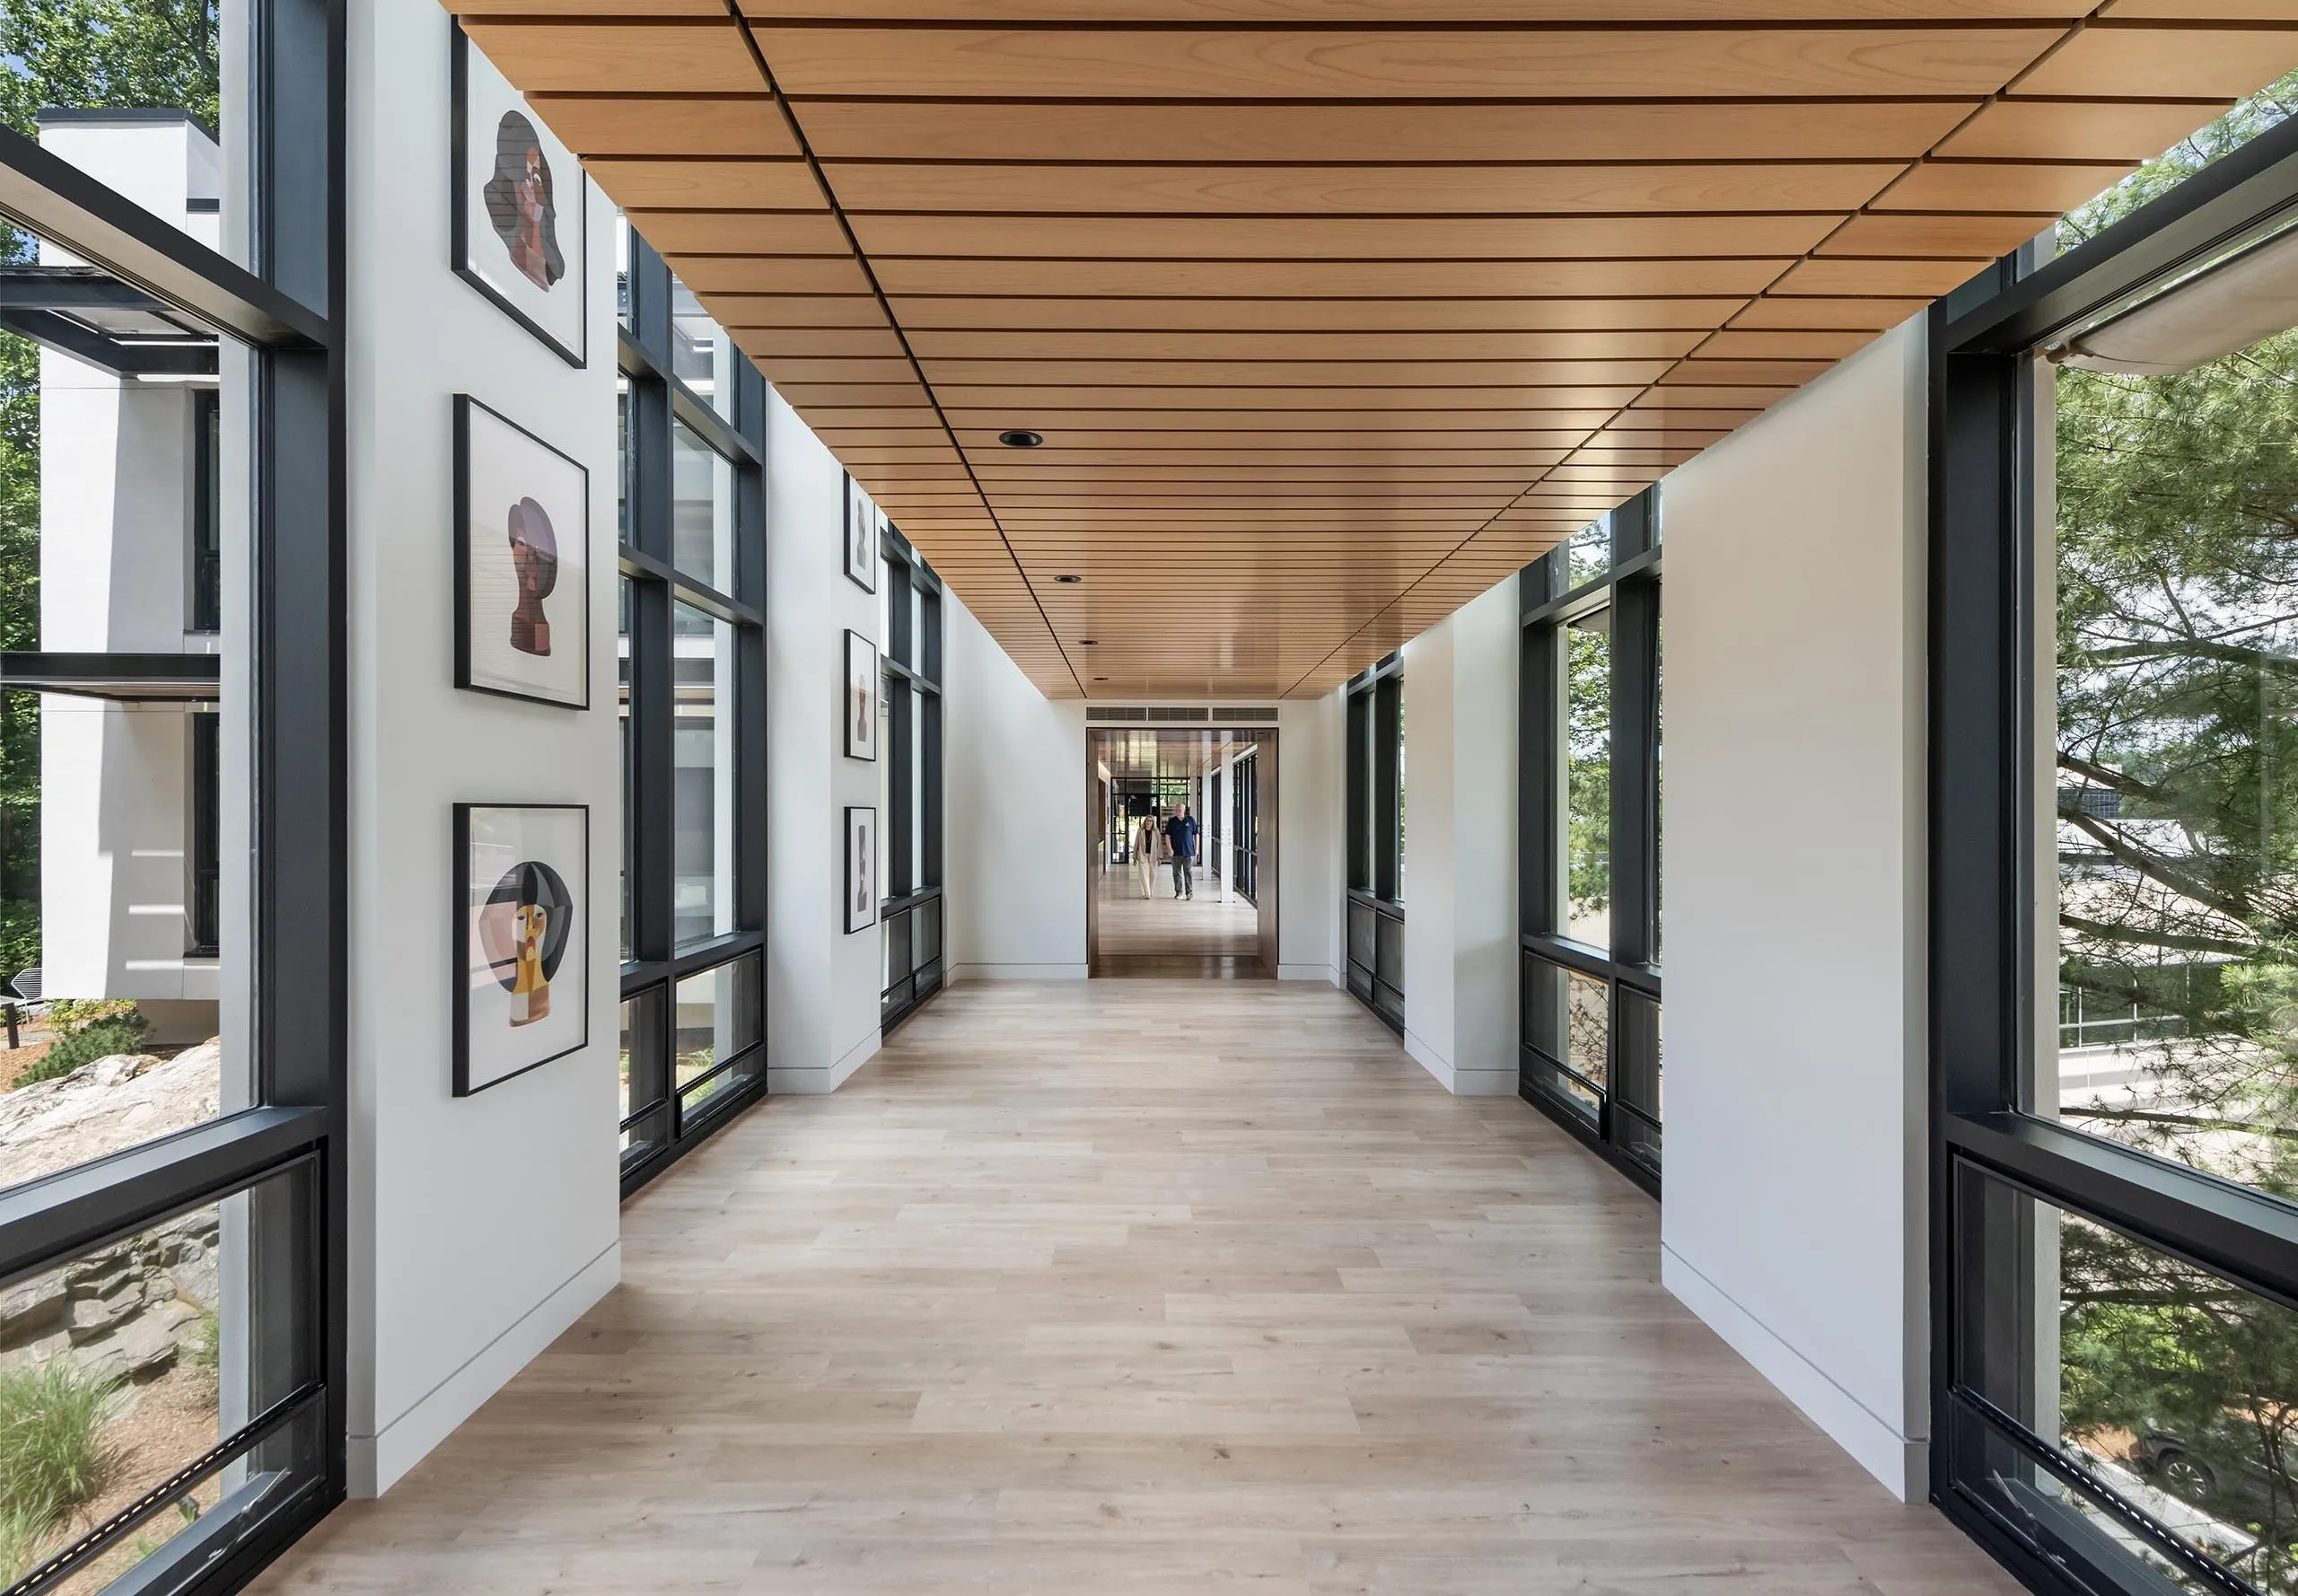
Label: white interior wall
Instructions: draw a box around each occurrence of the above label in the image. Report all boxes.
[1399,583,1519,1095]
[343,0,621,1497]
[764,390,886,1091]
[1276,696,1342,983]
[1659,316,1930,1501]
[944,591,1087,981]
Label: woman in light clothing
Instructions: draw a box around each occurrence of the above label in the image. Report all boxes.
[1134,811,1161,899]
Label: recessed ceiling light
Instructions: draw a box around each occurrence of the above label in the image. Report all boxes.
[1054,574,1082,583]
[1093,676,1108,682]
[998,429,1044,449]
[1078,638,1098,646]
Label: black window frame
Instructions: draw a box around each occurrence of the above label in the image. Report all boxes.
[1931,112,2298,1596]
[878,522,943,1033]
[1345,654,1404,1031]
[616,225,769,1198]
[0,0,349,1583]
[1518,489,1662,1197]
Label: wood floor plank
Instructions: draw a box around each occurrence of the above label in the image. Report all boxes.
[250,980,2028,1596]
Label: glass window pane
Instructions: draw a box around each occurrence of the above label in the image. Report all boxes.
[619,983,666,1130]
[671,601,734,950]
[1566,607,1612,950]
[0,1162,319,1589]
[1566,518,1611,589]
[670,421,732,591]
[0,224,252,1193]
[669,276,732,422]
[618,578,633,963]
[676,952,761,1119]
[2048,301,2298,1193]
[1953,1163,2298,1596]
[614,211,630,329]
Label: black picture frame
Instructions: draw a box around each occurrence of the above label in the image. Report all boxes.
[452,394,592,709]
[451,19,587,369]
[844,473,877,594]
[452,802,592,1096]
[845,805,878,934]
[845,628,878,761]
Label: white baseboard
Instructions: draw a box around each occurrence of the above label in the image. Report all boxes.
[1403,1030,1513,1097]
[1662,1243,1925,1502]
[770,1027,879,1095]
[1277,962,1340,987]
[948,962,1088,981]
[351,1239,619,1498]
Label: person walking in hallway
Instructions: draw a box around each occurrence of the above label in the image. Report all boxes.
[1166,802,1199,899]
[1133,810,1160,899]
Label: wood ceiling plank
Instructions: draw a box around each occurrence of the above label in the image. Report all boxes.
[955,429,1599,449]
[615,211,851,256]
[871,257,1794,297]
[750,26,2057,99]
[736,329,914,359]
[823,162,1900,216]
[1604,408,1761,431]
[1875,159,2136,212]
[934,384,1653,408]
[460,21,762,92]
[741,3,2092,18]
[1934,96,2236,160]
[1728,294,1928,328]
[1664,356,1836,384]
[787,97,1978,163]
[943,408,1623,432]
[743,355,920,382]
[908,329,1706,361]
[890,296,1751,332]
[2014,25,2298,99]
[849,213,1839,261]
[1630,384,1800,408]
[679,255,874,294]
[1697,328,1881,358]
[918,356,1678,385]
[528,94,796,157]
[1769,255,1992,294]
[703,294,888,329]
[584,158,821,211]
[1818,210,2057,257]
[772,382,938,408]
[969,447,1574,467]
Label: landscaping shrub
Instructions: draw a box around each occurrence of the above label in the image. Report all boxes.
[17,1011,148,1086]
[0,1361,118,1531]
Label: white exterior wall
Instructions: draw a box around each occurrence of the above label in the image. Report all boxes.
[1399,581,1519,1095]
[341,0,621,1495]
[1659,316,1931,1501]
[37,116,225,1028]
[944,594,1087,982]
[764,390,886,1092]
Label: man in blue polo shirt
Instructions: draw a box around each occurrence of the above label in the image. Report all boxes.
[1164,802,1200,900]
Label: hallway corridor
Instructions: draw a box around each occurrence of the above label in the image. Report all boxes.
[1092,858,1262,978]
[258,982,2016,1595]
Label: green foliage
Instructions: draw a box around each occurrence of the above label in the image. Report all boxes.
[0,1361,117,1532]
[19,1012,147,1084]
[0,0,221,141]
[1565,620,1610,923]
[41,999,136,1033]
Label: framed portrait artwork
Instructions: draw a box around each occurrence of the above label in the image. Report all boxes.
[844,473,877,594]
[452,20,587,367]
[845,629,878,762]
[845,806,878,934]
[454,396,590,709]
[454,803,590,1096]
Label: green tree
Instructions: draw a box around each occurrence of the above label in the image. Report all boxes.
[1565,618,1610,925]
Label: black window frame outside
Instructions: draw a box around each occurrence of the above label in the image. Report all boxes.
[1931,113,2298,1596]
[878,522,943,1033]
[1519,489,1662,1197]
[1344,654,1403,1032]
[616,225,768,1199]
[0,0,349,1583]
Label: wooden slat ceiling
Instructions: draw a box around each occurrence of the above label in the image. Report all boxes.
[446,0,2298,699]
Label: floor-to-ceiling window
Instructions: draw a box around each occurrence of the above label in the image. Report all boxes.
[1232,749,1260,908]
[0,0,345,1580]
[615,221,767,1193]
[1345,657,1404,1030]
[1519,491,1662,1193]
[1934,113,2298,1596]
[876,523,943,1031]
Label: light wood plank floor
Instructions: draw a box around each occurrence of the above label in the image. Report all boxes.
[255,980,2022,1595]
[1092,857,1260,969]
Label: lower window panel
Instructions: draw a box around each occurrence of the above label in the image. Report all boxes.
[1522,951,1609,1095]
[1950,1160,2298,1596]
[1521,1051,1601,1121]
[0,1160,323,1595]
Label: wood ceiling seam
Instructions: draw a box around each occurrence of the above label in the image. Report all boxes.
[716,0,1083,696]
[1275,4,2109,696]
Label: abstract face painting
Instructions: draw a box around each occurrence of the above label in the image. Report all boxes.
[454,23,586,365]
[485,111,565,293]
[457,398,588,707]
[457,804,590,1095]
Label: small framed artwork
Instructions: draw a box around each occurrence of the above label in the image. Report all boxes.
[454,396,590,709]
[845,806,878,934]
[452,20,587,367]
[844,474,877,594]
[845,628,878,761]
[454,802,590,1096]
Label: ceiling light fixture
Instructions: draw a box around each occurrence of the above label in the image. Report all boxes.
[998,429,1044,448]
[1078,638,1098,646]
[1055,574,1082,583]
